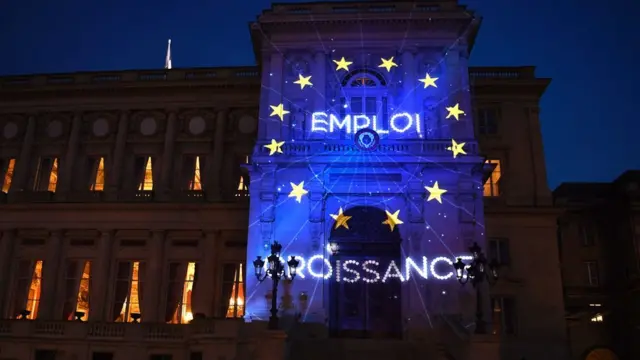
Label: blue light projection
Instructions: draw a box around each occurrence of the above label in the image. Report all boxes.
[245,10,486,333]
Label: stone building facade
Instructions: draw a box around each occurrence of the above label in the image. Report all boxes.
[0,1,567,360]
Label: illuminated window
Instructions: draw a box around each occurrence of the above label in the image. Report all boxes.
[488,238,511,266]
[89,157,104,191]
[113,261,144,322]
[33,157,59,192]
[490,297,516,335]
[62,260,91,320]
[12,260,43,319]
[483,159,501,197]
[166,262,197,324]
[585,261,599,286]
[0,158,15,193]
[351,77,376,87]
[221,263,244,318]
[476,108,499,135]
[182,155,204,191]
[590,313,604,322]
[235,156,250,197]
[136,157,154,191]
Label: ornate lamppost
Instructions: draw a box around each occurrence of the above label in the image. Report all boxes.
[453,242,499,334]
[253,241,300,330]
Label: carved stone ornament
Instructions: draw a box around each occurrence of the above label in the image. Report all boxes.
[3,122,17,139]
[92,118,110,137]
[47,120,63,138]
[238,115,257,134]
[188,116,206,135]
[139,117,157,136]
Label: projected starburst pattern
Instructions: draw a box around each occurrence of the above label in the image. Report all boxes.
[244,3,487,334]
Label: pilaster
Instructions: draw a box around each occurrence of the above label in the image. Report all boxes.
[143,230,166,322]
[91,230,113,321]
[259,164,278,250]
[0,230,16,315]
[192,231,218,317]
[401,51,418,138]
[266,53,284,139]
[208,109,227,202]
[160,111,178,198]
[10,115,36,192]
[59,113,82,196]
[40,230,63,319]
[107,111,130,199]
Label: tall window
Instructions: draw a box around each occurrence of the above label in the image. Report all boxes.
[585,261,600,286]
[477,107,499,135]
[88,157,105,191]
[491,297,517,335]
[165,262,197,324]
[113,261,144,322]
[62,260,91,321]
[488,238,511,266]
[221,263,244,318]
[34,157,59,192]
[135,157,154,191]
[0,158,16,193]
[235,156,249,197]
[483,159,501,197]
[12,260,43,319]
[181,155,204,191]
[580,222,596,246]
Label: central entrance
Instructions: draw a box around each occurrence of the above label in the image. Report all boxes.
[328,206,402,338]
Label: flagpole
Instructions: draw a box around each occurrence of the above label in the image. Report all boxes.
[165,39,172,70]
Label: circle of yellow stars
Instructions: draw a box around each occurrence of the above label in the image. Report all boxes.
[267,54,469,159]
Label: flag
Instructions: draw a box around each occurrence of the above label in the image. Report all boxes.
[165,39,172,69]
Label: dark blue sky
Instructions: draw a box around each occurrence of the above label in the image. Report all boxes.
[1,0,637,189]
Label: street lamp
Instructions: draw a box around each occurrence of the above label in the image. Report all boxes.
[453,242,500,334]
[253,241,300,330]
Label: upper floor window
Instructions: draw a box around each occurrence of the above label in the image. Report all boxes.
[221,262,245,318]
[483,159,502,197]
[340,69,387,87]
[351,77,377,87]
[491,296,517,335]
[88,157,105,191]
[62,260,91,321]
[165,262,197,324]
[34,157,58,192]
[488,238,511,266]
[585,261,600,287]
[580,222,596,246]
[135,157,154,191]
[181,155,204,191]
[12,259,43,319]
[477,107,499,135]
[113,261,144,322]
[0,158,15,193]
[236,156,249,197]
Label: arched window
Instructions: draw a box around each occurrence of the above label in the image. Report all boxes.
[351,77,377,87]
[337,69,389,137]
[341,68,387,87]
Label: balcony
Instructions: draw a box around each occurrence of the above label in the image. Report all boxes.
[66,191,104,202]
[118,190,155,202]
[0,318,240,343]
[7,191,54,203]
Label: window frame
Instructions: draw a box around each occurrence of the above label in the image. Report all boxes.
[487,238,511,266]
[584,261,600,287]
[61,259,92,321]
[483,159,502,197]
[219,262,245,318]
[33,156,59,192]
[476,107,500,135]
[110,260,145,322]
[0,157,16,193]
[490,296,517,335]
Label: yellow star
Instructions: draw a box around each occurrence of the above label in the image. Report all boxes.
[330,207,352,230]
[425,181,448,204]
[445,103,466,121]
[378,57,398,72]
[446,139,467,158]
[264,139,285,156]
[293,74,313,89]
[269,103,289,121]
[288,181,309,203]
[382,209,404,232]
[418,73,438,88]
[333,57,353,71]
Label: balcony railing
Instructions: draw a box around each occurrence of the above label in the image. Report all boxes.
[0,318,240,342]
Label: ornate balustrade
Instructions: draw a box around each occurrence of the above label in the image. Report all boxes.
[0,318,241,343]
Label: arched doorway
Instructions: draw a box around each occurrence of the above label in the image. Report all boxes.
[328,206,403,338]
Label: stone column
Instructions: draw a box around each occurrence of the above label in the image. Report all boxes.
[107,111,130,199]
[192,231,218,317]
[143,230,166,322]
[160,111,177,198]
[40,230,63,319]
[0,230,16,314]
[91,230,113,321]
[10,115,36,193]
[207,110,227,202]
[266,53,284,139]
[59,113,82,195]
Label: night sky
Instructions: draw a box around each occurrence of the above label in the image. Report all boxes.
[1,0,638,189]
